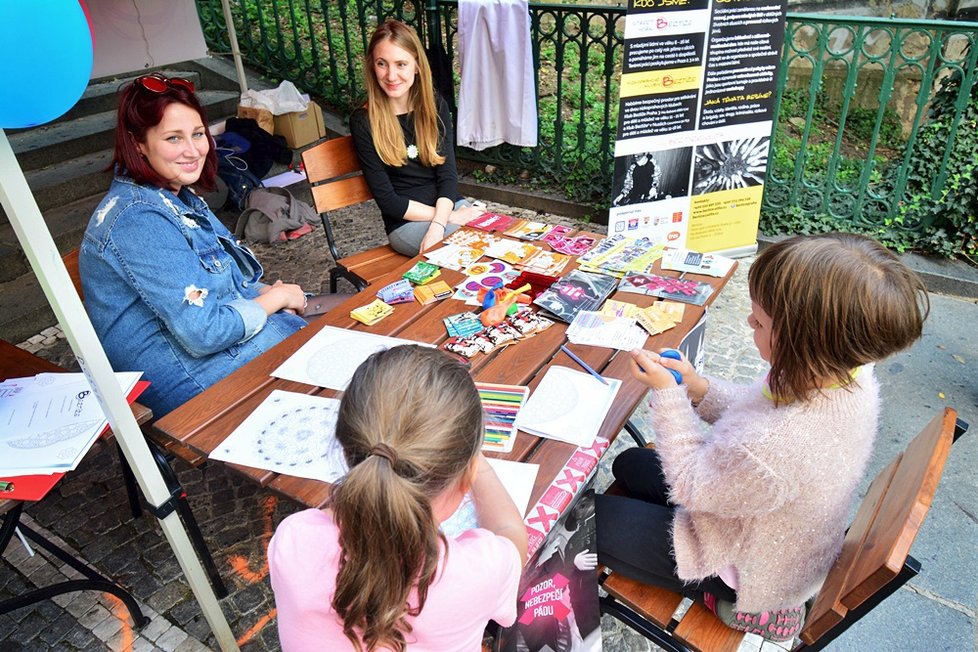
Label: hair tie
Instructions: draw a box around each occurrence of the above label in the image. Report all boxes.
[369,443,399,467]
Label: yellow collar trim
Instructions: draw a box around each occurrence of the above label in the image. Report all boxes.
[762,365,865,402]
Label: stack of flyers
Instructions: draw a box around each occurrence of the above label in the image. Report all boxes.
[444,229,504,250]
[517,249,571,276]
[618,273,714,306]
[351,299,394,325]
[540,225,576,249]
[485,239,542,265]
[636,300,686,335]
[376,279,415,304]
[578,235,664,277]
[566,310,649,350]
[414,280,454,305]
[403,261,441,284]
[444,312,485,338]
[443,307,554,358]
[578,234,628,266]
[468,212,517,232]
[503,219,549,240]
[532,269,619,323]
[454,264,520,305]
[601,299,641,318]
[476,382,530,453]
[550,233,598,256]
[661,247,735,278]
[424,243,485,271]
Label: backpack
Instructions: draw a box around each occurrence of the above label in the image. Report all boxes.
[233,186,320,244]
[217,149,263,211]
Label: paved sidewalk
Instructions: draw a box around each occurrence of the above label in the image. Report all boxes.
[3,194,976,651]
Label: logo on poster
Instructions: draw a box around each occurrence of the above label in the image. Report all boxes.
[668,231,681,241]
[628,218,639,230]
[656,16,694,29]
[615,222,625,232]
[673,211,684,223]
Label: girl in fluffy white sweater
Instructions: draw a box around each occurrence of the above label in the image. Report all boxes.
[596,233,929,642]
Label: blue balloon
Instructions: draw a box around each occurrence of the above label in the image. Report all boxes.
[0,1,94,129]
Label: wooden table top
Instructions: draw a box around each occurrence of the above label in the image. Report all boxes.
[153,232,736,511]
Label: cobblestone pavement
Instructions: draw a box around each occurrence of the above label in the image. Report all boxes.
[2,194,803,652]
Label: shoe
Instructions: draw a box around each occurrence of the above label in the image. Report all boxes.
[704,593,805,643]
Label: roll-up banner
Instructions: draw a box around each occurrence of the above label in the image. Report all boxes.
[609,0,787,256]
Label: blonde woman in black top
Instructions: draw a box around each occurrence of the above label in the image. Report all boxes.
[350,20,483,256]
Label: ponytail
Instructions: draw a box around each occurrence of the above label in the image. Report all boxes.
[329,345,483,651]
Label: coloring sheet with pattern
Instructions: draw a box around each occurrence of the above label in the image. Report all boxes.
[209,390,347,482]
[514,366,621,447]
[270,326,428,390]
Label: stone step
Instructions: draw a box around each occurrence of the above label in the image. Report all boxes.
[0,266,61,346]
[6,88,240,173]
[61,70,205,123]
[26,148,115,213]
[0,193,103,284]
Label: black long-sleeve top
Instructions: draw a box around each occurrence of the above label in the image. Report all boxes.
[349,96,460,234]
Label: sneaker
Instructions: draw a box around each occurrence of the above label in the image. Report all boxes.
[703,593,805,643]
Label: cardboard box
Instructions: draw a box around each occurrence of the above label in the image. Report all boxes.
[274,101,325,149]
[236,104,274,134]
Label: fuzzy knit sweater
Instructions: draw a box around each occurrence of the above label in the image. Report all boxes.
[647,365,880,612]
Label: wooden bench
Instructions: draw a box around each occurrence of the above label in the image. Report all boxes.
[600,408,968,652]
[302,135,410,292]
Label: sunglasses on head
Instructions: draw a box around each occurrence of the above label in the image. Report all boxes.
[135,74,195,94]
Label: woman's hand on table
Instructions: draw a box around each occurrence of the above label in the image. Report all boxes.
[629,348,708,401]
[448,205,484,225]
[420,222,446,253]
[255,280,306,316]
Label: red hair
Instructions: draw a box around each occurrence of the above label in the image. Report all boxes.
[110,80,218,192]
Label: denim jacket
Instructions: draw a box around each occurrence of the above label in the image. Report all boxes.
[80,177,305,416]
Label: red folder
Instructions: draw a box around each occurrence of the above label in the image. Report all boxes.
[0,380,150,502]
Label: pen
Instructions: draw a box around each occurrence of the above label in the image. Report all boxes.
[560,344,609,386]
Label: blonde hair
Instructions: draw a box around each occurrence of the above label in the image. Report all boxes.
[363,20,446,168]
[330,345,483,652]
[748,233,929,404]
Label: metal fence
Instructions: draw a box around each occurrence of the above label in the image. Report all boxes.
[194,0,978,232]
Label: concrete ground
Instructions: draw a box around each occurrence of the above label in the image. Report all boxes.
[2,193,976,651]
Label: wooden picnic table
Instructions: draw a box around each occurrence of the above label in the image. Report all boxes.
[152,231,736,519]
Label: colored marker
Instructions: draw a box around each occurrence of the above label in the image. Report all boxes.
[560,344,609,385]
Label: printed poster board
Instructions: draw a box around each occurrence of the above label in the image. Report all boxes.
[609,0,788,256]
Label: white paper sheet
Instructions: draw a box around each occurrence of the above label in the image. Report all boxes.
[566,311,649,350]
[270,325,427,390]
[441,458,540,537]
[0,371,143,475]
[209,390,347,483]
[514,366,621,447]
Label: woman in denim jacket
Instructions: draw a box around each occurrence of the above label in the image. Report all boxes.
[80,75,308,416]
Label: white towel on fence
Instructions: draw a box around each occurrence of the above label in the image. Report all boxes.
[457,0,538,151]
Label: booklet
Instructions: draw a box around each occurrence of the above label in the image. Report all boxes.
[532,269,618,323]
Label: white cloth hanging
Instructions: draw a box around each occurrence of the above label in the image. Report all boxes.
[456,0,538,151]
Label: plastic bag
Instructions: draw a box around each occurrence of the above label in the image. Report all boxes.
[239,80,309,116]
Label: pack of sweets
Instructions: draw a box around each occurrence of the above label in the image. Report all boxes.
[442,307,553,358]
[475,382,530,454]
[661,247,735,278]
[423,243,485,271]
[444,228,504,250]
[414,280,454,305]
[443,312,485,339]
[402,261,441,285]
[532,269,619,323]
[376,279,415,304]
[468,212,517,232]
[618,272,714,306]
[350,299,394,326]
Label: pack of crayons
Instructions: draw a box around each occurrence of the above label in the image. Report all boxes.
[414,280,453,305]
[475,382,529,453]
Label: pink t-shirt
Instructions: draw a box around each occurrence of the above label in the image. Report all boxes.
[269,508,522,651]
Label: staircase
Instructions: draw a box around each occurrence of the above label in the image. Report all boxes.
[0,58,241,345]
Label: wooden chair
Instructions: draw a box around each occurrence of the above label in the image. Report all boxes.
[60,249,228,597]
[600,408,968,652]
[302,135,410,292]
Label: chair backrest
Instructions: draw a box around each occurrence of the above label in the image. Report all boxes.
[800,407,959,645]
[63,249,84,301]
[302,135,373,214]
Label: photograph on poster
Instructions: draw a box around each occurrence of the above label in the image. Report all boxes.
[692,137,769,195]
[612,147,692,207]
